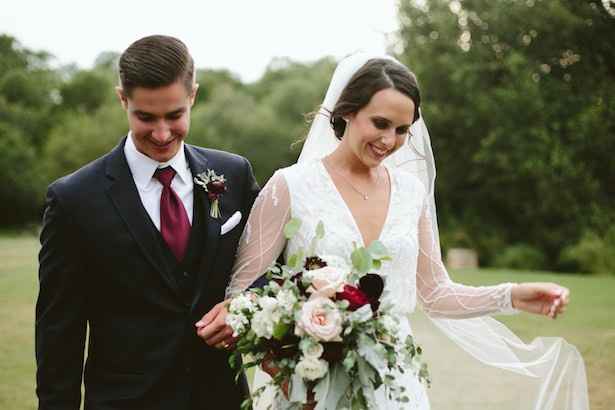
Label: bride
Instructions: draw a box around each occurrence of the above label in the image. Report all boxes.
[197,53,589,409]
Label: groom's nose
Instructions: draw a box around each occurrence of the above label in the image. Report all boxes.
[151,121,172,144]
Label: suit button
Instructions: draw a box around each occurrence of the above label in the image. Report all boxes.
[186,366,191,374]
[183,271,189,278]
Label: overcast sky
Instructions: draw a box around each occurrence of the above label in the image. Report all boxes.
[1,0,400,82]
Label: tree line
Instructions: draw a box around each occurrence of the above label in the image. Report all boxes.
[1,0,613,274]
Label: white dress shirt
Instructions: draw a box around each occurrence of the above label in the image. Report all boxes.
[124,133,194,230]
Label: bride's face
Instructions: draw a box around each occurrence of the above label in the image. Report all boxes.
[345,88,415,168]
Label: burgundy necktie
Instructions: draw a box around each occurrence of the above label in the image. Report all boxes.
[154,167,190,262]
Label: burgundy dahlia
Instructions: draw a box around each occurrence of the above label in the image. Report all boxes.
[336,285,370,311]
[358,273,385,312]
[207,180,227,196]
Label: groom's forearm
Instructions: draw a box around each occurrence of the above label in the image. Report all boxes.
[36,187,87,410]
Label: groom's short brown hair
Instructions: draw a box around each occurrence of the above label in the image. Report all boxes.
[118,35,194,96]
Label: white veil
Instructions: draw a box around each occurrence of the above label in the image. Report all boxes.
[297,52,589,409]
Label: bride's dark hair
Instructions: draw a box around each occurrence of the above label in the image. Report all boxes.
[329,58,421,140]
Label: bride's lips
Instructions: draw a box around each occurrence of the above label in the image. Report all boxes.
[368,143,389,160]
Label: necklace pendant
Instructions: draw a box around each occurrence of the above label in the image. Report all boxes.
[363,194,369,200]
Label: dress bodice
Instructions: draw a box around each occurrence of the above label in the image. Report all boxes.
[281,159,425,314]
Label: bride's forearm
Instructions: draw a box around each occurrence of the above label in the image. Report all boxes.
[419,281,518,318]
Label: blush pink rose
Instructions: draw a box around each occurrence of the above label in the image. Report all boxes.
[296,297,343,342]
[305,266,347,298]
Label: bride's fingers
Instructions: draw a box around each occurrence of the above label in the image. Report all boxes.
[195,303,222,328]
[205,325,234,346]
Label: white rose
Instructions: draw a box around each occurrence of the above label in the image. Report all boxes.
[304,266,348,298]
[299,338,324,359]
[296,297,343,342]
[295,356,329,381]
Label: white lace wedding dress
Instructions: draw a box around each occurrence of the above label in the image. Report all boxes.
[227,159,519,410]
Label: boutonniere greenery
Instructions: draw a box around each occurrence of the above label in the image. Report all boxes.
[194,169,227,219]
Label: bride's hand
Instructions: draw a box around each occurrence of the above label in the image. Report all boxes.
[195,300,236,349]
[511,283,570,319]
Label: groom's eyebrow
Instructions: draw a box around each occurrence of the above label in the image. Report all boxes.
[132,107,186,118]
[165,107,187,117]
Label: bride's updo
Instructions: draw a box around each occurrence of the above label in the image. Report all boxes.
[329,58,421,140]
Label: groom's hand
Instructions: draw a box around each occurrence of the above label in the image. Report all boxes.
[195,300,236,349]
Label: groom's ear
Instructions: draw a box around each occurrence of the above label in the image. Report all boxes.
[189,83,199,107]
[115,86,129,110]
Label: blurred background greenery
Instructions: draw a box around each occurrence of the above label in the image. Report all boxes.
[1,1,614,408]
[2,0,613,273]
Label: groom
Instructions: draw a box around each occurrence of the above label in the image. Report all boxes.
[36,35,258,410]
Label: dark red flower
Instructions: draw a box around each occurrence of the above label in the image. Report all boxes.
[336,284,370,311]
[291,272,308,296]
[358,274,384,312]
[207,180,227,195]
[304,256,327,271]
[322,342,344,363]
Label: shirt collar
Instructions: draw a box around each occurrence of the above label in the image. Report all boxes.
[124,132,191,188]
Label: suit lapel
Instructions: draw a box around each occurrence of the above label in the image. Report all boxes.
[104,137,180,296]
[185,145,221,302]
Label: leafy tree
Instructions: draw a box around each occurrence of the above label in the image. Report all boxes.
[396,0,615,268]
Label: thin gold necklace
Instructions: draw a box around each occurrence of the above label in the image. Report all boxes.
[326,160,382,201]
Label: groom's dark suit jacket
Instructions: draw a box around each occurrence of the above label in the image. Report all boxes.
[36,137,259,410]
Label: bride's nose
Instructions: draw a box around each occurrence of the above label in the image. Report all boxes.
[380,129,397,148]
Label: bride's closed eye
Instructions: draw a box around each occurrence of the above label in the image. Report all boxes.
[371,117,410,135]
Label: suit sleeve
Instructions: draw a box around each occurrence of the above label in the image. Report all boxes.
[240,157,260,220]
[36,186,87,410]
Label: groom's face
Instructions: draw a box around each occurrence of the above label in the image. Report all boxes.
[118,81,198,163]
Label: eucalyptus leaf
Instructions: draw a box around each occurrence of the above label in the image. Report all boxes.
[367,240,390,260]
[287,249,304,270]
[272,321,290,341]
[284,218,302,239]
[316,220,325,238]
[351,247,372,274]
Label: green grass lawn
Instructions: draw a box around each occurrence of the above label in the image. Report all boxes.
[446,268,615,409]
[1,235,614,409]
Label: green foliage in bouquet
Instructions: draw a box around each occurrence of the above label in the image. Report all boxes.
[227,219,430,409]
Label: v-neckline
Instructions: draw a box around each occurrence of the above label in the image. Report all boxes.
[319,159,395,248]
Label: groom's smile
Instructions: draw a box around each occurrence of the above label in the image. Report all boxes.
[117,80,198,163]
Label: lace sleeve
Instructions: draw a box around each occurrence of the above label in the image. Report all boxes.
[226,171,290,298]
[416,201,518,318]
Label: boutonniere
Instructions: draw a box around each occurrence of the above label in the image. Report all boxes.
[194,169,227,219]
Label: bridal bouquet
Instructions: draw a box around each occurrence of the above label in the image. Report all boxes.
[227,219,430,410]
